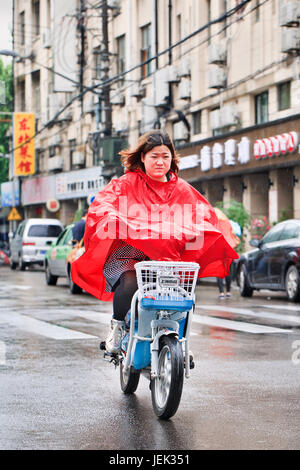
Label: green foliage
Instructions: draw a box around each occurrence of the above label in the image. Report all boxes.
[215,199,251,230]
[215,199,251,254]
[278,206,293,222]
[0,58,13,185]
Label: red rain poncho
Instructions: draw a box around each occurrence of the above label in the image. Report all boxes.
[71,169,238,300]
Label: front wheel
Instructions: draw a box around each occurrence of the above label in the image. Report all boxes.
[285,265,300,302]
[120,362,140,394]
[151,335,184,420]
[238,264,253,297]
[45,264,58,285]
[68,268,82,294]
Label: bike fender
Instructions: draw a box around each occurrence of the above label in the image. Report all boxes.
[152,329,178,353]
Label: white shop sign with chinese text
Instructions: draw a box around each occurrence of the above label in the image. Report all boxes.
[55,167,104,200]
[200,131,299,172]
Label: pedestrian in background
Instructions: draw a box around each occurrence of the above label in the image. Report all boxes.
[72,210,88,243]
[213,207,241,300]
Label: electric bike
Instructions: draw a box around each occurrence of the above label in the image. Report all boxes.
[101,260,199,420]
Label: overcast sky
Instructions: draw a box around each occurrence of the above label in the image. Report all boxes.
[0,1,13,64]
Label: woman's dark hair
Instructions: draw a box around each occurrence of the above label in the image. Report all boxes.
[120,129,180,174]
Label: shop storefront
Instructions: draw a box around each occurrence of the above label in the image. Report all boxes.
[178,115,300,227]
[21,166,104,225]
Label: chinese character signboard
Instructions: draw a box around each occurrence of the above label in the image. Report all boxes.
[13,113,35,176]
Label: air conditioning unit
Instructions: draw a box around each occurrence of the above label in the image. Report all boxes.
[178,78,191,100]
[221,104,239,127]
[281,28,300,53]
[48,156,63,172]
[154,69,170,106]
[208,43,227,65]
[210,105,238,129]
[107,0,121,15]
[141,97,157,132]
[280,1,300,27]
[49,134,62,147]
[208,67,227,89]
[72,152,85,166]
[83,95,95,114]
[42,29,52,48]
[17,45,33,60]
[48,94,62,121]
[110,92,125,105]
[166,65,180,83]
[173,121,189,141]
[178,57,191,77]
[210,109,222,129]
[130,82,146,98]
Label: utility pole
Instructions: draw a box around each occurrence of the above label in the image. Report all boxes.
[101,0,112,136]
[78,0,86,115]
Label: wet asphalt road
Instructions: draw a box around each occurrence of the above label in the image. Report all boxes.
[0,265,299,450]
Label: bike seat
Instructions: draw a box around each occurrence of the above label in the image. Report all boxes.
[141,296,194,312]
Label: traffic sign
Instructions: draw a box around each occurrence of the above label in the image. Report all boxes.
[7,207,22,221]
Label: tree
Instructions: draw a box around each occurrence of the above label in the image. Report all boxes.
[0,58,13,185]
[215,199,251,254]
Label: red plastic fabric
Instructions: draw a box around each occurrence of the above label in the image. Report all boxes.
[71,170,238,300]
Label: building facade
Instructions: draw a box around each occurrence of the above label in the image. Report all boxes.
[8,0,300,237]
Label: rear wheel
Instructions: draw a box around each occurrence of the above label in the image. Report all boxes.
[45,264,58,285]
[238,264,253,297]
[10,258,17,270]
[68,269,82,294]
[18,255,26,271]
[151,335,184,420]
[120,362,140,394]
[285,265,300,302]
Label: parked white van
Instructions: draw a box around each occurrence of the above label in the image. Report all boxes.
[10,218,64,270]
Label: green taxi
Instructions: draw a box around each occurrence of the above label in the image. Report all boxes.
[44,223,82,294]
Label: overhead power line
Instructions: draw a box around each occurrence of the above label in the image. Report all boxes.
[11,0,258,153]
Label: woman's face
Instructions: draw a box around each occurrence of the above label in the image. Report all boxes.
[141,145,172,182]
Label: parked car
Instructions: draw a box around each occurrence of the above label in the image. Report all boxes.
[44,223,83,294]
[236,219,300,302]
[10,218,64,271]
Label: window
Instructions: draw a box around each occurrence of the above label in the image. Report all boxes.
[278,81,291,111]
[192,110,201,135]
[255,0,260,22]
[27,225,63,237]
[279,223,300,241]
[69,139,76,169]
[262,224,284,244]
[33,1,40,36]
[19,80,25,111]
[32,70,40,115]
[207,0,211,44]
[49,145,55,158]
[117,35,126,85]
[255,91,268,124]
[55,228,67,246]
[20,11,25,45]
[141,24,152,79]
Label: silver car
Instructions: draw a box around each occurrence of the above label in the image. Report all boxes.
[10,218,64,270]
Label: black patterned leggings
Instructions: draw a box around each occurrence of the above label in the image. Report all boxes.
[112,271,138,321]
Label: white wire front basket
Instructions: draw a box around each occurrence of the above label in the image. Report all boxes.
[134,261,200,302]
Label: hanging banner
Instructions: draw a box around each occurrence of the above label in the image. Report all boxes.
[13,113,35,176]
